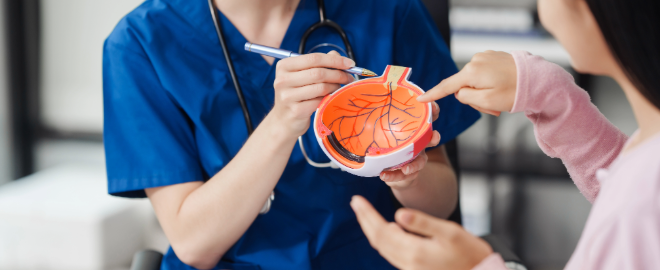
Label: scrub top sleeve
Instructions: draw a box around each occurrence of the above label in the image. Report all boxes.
[392,0,481,146]
[103,41,204,198]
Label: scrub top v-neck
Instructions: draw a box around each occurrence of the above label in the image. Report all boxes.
[215,0,316,117]
[103,0,481,269]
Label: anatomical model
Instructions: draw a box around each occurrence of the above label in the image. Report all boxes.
[314,65,433,177]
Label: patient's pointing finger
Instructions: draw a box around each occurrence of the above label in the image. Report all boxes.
[418,71,471,102]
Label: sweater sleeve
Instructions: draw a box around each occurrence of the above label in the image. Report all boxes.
[510,51,628,203]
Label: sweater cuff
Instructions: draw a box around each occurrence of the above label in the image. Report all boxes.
[472,253,509,270]
[510,51,532,113]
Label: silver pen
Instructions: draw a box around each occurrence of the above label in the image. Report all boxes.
[244,42,377,77]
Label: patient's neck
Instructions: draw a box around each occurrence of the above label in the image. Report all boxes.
[213,0,300,64]
[617,75,660,152]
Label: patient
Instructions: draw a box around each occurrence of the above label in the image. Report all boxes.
[351,0,660,269]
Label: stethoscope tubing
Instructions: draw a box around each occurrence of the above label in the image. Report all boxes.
[208,0,356,212]
[207,0,254,136]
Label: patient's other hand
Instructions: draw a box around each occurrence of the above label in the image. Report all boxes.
[418,51,517,116]
[351,195,493,270]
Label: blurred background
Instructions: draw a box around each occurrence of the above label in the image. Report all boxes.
[0,0,636,269]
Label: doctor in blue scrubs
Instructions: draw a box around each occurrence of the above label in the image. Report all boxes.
[103,0,480,269]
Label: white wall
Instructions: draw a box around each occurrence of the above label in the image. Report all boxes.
[0,2,13,184]
[40,0,144,134]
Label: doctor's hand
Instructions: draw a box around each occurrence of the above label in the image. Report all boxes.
[417,51,517,117]
[379,102,441,189]
[350,196,493,270]
[271,50,356,139]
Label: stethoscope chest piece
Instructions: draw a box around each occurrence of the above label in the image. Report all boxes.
[259,191,275,215]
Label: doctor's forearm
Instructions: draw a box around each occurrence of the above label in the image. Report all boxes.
[391,148,458,219]
[147,114,298,269]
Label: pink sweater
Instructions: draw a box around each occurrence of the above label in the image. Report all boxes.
[473,51,660,269]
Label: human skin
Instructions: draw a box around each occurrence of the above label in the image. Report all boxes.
[353,0,660,269]
[144,0,459,269]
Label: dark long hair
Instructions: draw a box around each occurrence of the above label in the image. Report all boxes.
[585,0,660,110]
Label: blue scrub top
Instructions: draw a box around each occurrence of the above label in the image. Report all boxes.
[103,0,480,269]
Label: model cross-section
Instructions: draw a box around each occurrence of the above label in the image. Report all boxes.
[314,65,433,177]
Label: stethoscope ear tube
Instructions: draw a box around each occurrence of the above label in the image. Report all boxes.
[208,0,254,136]
[298,20,355,61]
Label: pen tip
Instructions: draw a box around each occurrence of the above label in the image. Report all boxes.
[362,69,378,77]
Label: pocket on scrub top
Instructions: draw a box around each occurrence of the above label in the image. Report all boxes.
[215,261,261,270]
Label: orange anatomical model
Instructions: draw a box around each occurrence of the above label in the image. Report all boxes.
[314,65,433,177]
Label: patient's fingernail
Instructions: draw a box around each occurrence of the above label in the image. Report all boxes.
[344,58,356,68]
[404,166,411,175]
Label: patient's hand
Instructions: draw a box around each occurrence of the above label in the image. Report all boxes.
[417,51,517,116]
[351,195,492,270]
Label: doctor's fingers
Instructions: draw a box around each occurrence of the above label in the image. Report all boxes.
[381,131,439,185]
[381,170,419,189]
[280,96,325,120]
[275,68,354,89]
[380,155,427,188]
[426,131,441,148]
[279,83,341,103]
[277,52,355,72]
[431,101,440,122]
[397,150,429,177]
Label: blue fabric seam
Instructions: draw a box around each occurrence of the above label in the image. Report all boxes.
[108,169,204,196]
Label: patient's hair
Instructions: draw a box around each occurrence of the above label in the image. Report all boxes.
[586,0,660,110]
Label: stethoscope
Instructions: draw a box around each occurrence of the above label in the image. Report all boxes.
[208,0,356,213]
